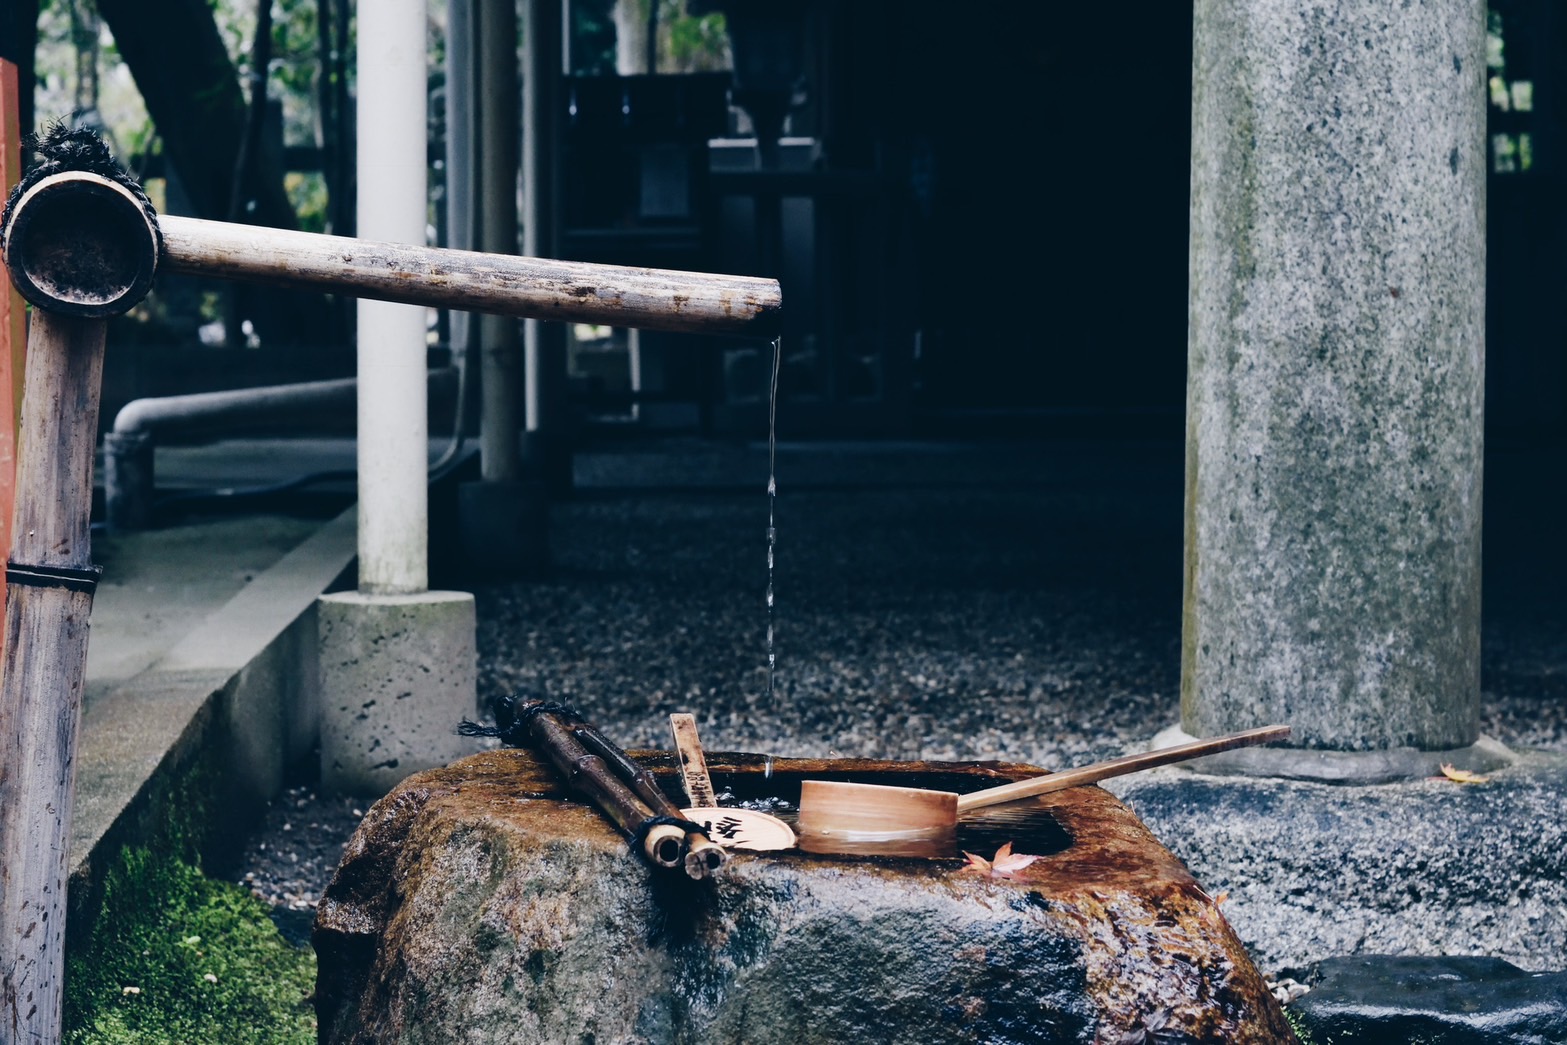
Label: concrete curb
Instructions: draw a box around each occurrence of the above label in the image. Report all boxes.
[70,506,359,878]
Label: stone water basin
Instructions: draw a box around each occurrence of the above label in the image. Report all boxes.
[314,749,1297,1044]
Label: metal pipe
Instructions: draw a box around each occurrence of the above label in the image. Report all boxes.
[102,369,457,530]
[356,0,430,596]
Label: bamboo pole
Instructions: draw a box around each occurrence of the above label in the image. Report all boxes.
[572,718,727,879]
[156,215,781,337]
[4,172,780,337]
[526,711,687,870]
[0,311,108,1044]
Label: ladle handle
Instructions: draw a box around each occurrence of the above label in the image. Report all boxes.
[953,725,1291,814]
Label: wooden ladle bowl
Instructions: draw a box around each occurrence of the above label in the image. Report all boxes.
[795,725,1290,856]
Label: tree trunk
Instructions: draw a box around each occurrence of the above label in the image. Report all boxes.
[93,0,293,228]
[92,0,331,345]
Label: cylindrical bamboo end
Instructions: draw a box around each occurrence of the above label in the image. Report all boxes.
[643,823,687,868]
[684,836,728,879]
[2,171,160,317]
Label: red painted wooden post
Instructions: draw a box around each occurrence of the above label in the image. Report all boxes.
[0,58,27,659]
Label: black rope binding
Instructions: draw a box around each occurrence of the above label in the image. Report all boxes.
[456,692,579,748]
[0,123,163,255]
[5,561,103,594]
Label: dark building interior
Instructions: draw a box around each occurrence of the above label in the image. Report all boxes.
[553,0,1562,449]
[6,1,1563,448]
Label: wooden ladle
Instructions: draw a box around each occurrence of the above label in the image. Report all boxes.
[795,725,1290,855]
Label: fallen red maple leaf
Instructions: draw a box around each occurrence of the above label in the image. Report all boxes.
[960,841,1040,879]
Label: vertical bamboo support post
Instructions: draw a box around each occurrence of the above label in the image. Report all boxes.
[0,310,108,1043]
[477,0,522,484]
[0,162,159,1043]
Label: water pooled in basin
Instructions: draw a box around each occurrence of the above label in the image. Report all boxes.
[765,334,781,703]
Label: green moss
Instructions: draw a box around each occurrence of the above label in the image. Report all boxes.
[64,846,316,1045]
[1284,1005,1324,1045]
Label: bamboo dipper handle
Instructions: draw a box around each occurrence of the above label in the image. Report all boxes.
[953,726,1291,815]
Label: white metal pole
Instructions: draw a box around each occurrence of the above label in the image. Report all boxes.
[356,0,429,594]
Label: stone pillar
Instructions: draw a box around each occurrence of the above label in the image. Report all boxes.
[1183,0,1487,752]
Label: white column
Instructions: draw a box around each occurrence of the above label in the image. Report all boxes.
[356,0,429,594]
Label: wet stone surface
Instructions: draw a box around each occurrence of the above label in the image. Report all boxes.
[1290,955,1567,1044]
[312,749,1297,1044]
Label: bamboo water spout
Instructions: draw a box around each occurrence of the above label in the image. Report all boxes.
[4,171,783,337]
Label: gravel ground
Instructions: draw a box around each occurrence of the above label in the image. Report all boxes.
[232,435,1567,915]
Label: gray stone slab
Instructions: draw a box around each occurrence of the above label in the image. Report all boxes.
[73,506,359,873]
[1151,725,1516,785]
[1105,748,1567,976]
[1290,955,1567,1044]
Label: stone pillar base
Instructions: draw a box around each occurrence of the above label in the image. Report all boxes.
[1150,725,1515,785]
[318,590,478,797]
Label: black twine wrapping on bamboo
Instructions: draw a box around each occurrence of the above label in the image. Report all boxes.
[455,693,578,748]
[0,123,163,254]
[5,561,103,594]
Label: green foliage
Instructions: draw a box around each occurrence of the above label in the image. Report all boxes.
[571,0,619,76]
[64,847,316,1045]
[665,7,728,74]
[1283,1005,1323,1045]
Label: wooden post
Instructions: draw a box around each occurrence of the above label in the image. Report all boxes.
[0,153,158,1045]
[0,310,109,1044]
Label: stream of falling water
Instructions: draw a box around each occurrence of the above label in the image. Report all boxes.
[766,335,781,703]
